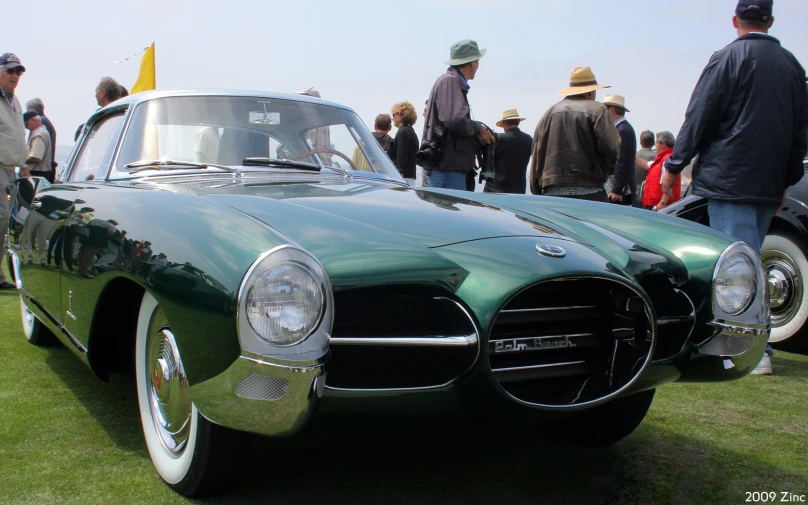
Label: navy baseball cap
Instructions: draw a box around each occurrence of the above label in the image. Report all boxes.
[23,110,38,123]
[0,53,25,71]
[736,0,773,21]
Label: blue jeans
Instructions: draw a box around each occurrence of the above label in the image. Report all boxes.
[707,200,778,256]
[428,171,467,190]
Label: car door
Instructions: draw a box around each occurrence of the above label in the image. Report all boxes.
[56,111,127,346]
[16,178,82,324]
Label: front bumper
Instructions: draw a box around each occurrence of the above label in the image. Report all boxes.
[678,319,770,382]
[189,352,327,436]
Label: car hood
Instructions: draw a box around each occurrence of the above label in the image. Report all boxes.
[199,182,573,248]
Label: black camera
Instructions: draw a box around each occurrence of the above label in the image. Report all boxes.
[416,124,447,168]
[477,124,496,183]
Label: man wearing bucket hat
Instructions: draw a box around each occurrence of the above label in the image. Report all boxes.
[0,52,27,289]
[483,109,532,194]
[421,39,495,190]
[661,0,808,375]
[529,66,620,201]
[602,94,637,206]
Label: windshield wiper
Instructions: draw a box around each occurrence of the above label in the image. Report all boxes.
[124,159,237,174]
[242,158,351,177]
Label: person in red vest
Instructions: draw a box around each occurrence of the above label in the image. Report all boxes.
[636,131,680,211]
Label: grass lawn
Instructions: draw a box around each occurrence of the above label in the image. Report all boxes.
[1,263,806,505]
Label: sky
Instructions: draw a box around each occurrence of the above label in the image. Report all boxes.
[7,0,808,159]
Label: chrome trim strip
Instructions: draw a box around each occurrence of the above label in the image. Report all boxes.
[703,320,770,339]
[499,305,597,314]
[240,353,328,373]
[325,296,481,393]
[492,361,586,373]
[19,288,87,353]
[330,335,475,347]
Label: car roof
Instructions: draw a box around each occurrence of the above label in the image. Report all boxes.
[85,88,356,125]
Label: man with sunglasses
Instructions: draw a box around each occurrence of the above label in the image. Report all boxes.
[0,52,27,289]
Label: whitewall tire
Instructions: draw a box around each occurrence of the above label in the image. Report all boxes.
[135,291,231,497]
[761,232,808,351]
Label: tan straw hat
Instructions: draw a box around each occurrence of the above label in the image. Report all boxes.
[496,108,527,127]
[602,94,630,112]
[557,66,610,96]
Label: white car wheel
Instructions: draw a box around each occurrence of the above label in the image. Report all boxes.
[135,291,229,497]
[761,232,808,351]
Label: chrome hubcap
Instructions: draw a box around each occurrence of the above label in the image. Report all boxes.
[762,253,803,328]
[146,312,191,458]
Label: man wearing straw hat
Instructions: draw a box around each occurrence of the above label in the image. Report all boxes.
[529,66,620,201]
[483,109,532,194]
[603,94,637,206]
[422,39,495,190]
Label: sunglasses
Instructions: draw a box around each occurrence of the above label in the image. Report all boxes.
[5,67,24,75]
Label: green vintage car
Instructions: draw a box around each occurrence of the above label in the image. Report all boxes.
[8,90,769,497]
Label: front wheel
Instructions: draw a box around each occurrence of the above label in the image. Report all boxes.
[135,292,234,497]
[543,389,656,448]
[761,232,808,352]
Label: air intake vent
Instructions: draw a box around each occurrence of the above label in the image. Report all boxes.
[489,278,654,409]
[327,287,478,390]
[640,275,696,362]
[235,374,289,401]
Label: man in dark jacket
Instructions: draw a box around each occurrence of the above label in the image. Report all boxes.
[422,39,495,190]
[530,66,621,201]
[603,94,637,206]
[484,109,532,194]
[663,0,808,258]
[662,0,808,375]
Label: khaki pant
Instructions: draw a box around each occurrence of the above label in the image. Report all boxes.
[0,168,14,284]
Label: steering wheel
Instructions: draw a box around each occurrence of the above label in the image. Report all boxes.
[293,147,359,171]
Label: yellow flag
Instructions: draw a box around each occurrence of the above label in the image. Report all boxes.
[131,43,156,94]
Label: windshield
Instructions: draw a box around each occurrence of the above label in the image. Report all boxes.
[112,95,403,179]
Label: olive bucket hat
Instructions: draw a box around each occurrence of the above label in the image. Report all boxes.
[444,39,486,66]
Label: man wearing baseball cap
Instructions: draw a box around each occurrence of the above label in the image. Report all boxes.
[662,0,808,374]
[0,52,27,289]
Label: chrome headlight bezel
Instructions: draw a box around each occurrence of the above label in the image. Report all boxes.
[237,245,333,360]
[712,241,769,324]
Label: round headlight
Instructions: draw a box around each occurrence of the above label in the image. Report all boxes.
[245,263,324,346]
[714,254,756,316]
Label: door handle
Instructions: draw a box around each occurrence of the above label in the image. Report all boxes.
[30,201,42,209]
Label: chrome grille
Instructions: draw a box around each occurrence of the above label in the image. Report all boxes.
[489,278,654,409]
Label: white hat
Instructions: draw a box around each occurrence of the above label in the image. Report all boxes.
[602,94,630,112]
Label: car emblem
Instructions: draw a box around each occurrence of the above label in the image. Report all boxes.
[536,243,566,258]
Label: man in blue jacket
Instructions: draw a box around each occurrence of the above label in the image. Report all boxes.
[662,0,808,374]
